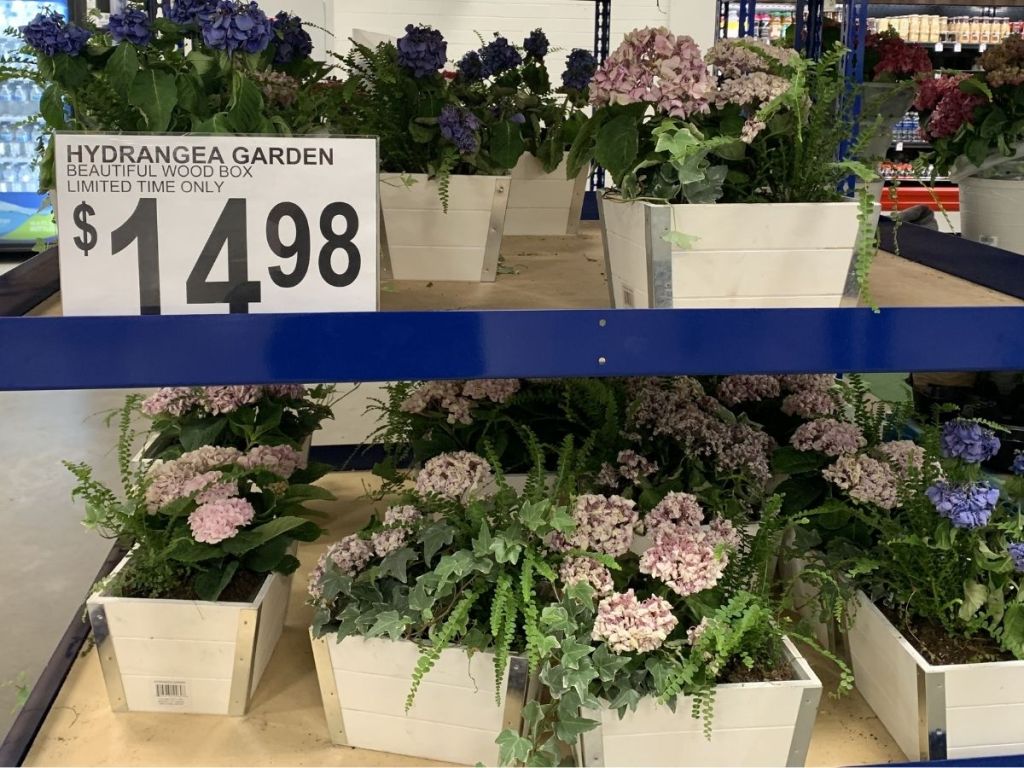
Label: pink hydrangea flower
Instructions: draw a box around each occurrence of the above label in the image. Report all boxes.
[239,444,307,478]
[823,454,901,510]
[782,388,840,419]
[415,451,492,500]
[591,27,710,118]
[644,491,705,535]
[180,445,244,472]
[875,440,926,478]
[141,387,199,416]
[639,528,728,597]
[559,556,614,596]
[686,616,710,646]
[308,534,375,599]
[555,494,639,556]
[400,380,520,425]
[461,379,521,403]
[188,497,256,544]
[371,505,422,557]
[592,589,679,654]
[265,384,307,399]
[708,516,742,551]
[616,449,659,482]
[791,418,867,456]
[779,374,836,393]
[716,375,781,406]
[202,386,263,415]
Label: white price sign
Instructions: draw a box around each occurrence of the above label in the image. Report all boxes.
[55,133,378,315]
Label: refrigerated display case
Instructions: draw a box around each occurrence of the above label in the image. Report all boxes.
[0,0,78,251]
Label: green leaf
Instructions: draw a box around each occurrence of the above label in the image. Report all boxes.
[1002,603,1024,657]
[594,114,639,182]
[540,605,573,633]
[179,418,226,452]
[52,54,89,88]
[959,76,993,100]
[276,554,300,574]
[39,84,66,129]
[435,550,483,580]
[408,581,437,615]
[967,135,992,169]
[408,118,435,143]
[159,496,195,518]
[548,506,575,534]
[105,42,139,95]
[128,69,178,132]
[227,72,264,133]
[421,521,456,565]
[194,561,239,601]
[521,700,545,739]
[496,729,533,766]
[242,536,290,572]
[776,476,827,514]
[187,49,219,78]
[592,643,632,682]
[554,711,600,742]
[711,139,746,161]
[772,446,830,475]
[489,121,526,171]
[378,547,417,583]
[282,484,335,503]
[960,580,988,621]
[566,113,600,178]
[560,638,593,670]
[220,516,317,555]
[366,610,409,641]
[165,538,221,563]
[490,534,523,565]
[979,107,1008,140]
[519,500,552,533]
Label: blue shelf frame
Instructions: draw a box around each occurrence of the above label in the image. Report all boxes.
[2,306,1024,391]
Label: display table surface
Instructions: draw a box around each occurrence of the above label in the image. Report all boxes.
[26,472,905,767]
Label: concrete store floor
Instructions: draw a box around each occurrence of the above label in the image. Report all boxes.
[1,222,1020,753]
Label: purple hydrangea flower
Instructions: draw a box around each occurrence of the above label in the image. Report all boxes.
[1013,453,1024,475]
[108,6,152,46]
[523,28,549,59]
[164,0,215,25]
[1009,542,1024,573]
[201,1,273,54]
[22,11,90,56]
[940,419,1001,464]
[397,23,446,78]
[926,481,1000,529]
[592,589,678,654]
[438,104,481,155]
[562,48,596,91]
[509,112,526,124]
[271,12,312,64]
[457,49,484,81]
[480,35,522,77]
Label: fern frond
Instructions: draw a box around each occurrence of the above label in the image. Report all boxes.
[406,587,480,711]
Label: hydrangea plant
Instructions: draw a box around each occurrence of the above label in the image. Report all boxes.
[0,0,341,191]
[65,396,330,601]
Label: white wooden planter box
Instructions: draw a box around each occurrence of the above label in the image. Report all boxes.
[579,637,821,766]
[87,557,292,715]
[598,196,879,309]
[311,634,533,765]
[848,591,1024,760]
[505,156,588,236]
[379,173,510,283]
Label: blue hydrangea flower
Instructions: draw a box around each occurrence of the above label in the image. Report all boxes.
[480,35,522,77]
[271,12,312,64]
[1013,452,1024,475]
[21,11,91,57]
[562,48,597,91]
[108,7,152,46]
[457,50,484,81]
[164,0,215,25]
[201,1,272,54]
[1009,542,1024,573]
[438,104,480,155]
[940,419,1001,464]
[523,28,549,59]
[926,481,1000,529]
[397,24,446,78]
[509,112,526,124]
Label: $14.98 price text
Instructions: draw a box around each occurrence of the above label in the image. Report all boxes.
[72,197,361,314]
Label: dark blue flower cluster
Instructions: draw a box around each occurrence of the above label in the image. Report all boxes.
[164,0,215,26]
[562,48,596,91]
[201,1,273,54]
[438,104,480,155]
[1014,452,1024,475]
[1009,542,1024,573]
[457,50,484,81]
[480,35,522,77]
[108,7,152,46]
[397,24,446,78]
[21,11,91,57]
[926,481,1000,529]
[523,28,549,59]
[271,12,312,65]
[940,418,1001,464]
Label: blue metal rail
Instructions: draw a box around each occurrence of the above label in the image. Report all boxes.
[2,307,1024,390]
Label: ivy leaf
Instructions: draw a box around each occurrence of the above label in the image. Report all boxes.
[179,418,226,451]
[548,506,575,534]
[320,567,352,604]
[519,500,551,533]
[378,547,417,584]
[535,634,559,658]
[959,580,988,621]
[420,521,455,566]
[490,534,523,565]
[128,69,178,132]
[472,521,493,558]
[554,711,600,742]
[366,610,409,641]
[540,605,573,633]
[594,113,639,183]
[521,700,545,739]
[560,639,594,670]
[408,581,437,616]
[105,41,139,95]
[435,550,484,581]
[592,643,632,681]
[496,729,533,766]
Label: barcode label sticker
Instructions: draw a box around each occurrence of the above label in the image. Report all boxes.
[154,680,189,706]
[934,42,943,52]
[954,42,963,52]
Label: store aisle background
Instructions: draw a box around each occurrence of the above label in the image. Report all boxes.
[0,389,128,736]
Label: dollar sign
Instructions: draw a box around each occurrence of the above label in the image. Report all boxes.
[73,201,97,257]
